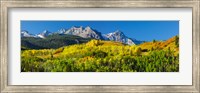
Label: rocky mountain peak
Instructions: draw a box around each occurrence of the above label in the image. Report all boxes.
[21,26,143,45]
[85,26,91,30]
[65,26,103,39]
[57,28,66,34]
[114,30,123,33]
[21,30,35,37]
[21,30,29,33]
[37,30,52,38]
[103,30,137,45]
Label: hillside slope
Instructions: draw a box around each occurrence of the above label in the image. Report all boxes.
[21,34,91,49]
[139,36,179,52]
[21,36,179,72]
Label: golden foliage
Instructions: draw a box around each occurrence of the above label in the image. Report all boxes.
[21,37,179,72]
[139,36,179,53]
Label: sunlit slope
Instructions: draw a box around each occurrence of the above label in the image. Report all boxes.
[21,36,179,72]
[139,36,179,53]
[57,40,127,56]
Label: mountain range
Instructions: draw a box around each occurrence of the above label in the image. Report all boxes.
[21,26,143,45]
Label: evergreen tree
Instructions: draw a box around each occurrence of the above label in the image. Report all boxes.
[175,35,179,47]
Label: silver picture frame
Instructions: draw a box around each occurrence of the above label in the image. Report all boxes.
[0,0,199,92]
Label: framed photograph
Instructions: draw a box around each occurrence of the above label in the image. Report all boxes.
[1,0,199,92]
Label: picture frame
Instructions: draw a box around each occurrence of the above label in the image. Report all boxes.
[0,0,199,92]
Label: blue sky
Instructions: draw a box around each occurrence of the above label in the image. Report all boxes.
[21,21,179,41]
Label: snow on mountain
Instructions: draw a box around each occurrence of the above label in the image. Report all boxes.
[64,26,103,39]
[102,34,109,40]
[21,30,35,37]
[127,38,136,45]
[21,26,143,45]
[36,30,52,38]
[131,38,144,45]
[103,30,136,45]
[64,26,83,35]
[57,28,66,34]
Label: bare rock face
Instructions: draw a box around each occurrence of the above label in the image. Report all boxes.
[57,28,66,34]
[103,30,136,45]
[21,30,35,37]
[37,30,52,38]
[21,26,143,45]
[64,26,103,39]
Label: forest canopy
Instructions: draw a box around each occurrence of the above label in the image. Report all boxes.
[21,36,179,72]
